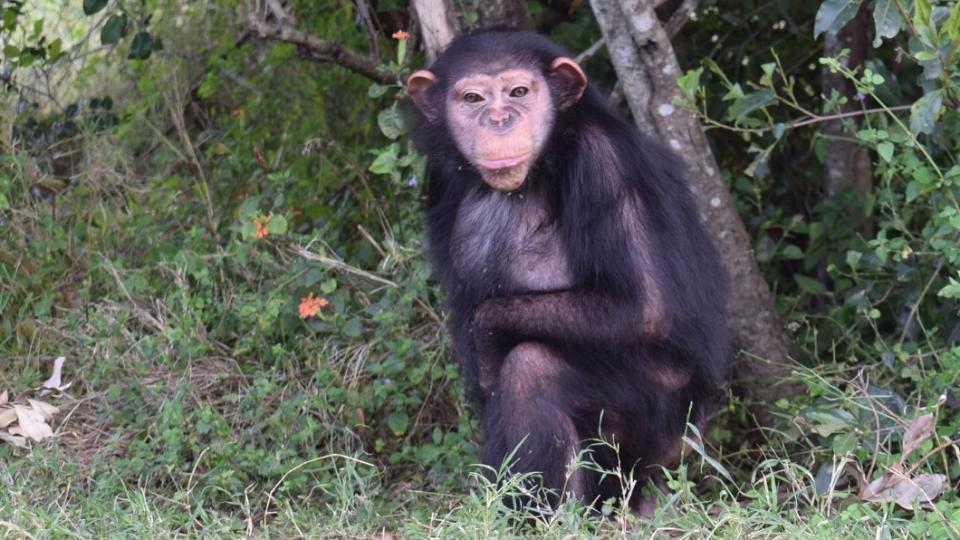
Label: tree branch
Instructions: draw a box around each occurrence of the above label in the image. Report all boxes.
[665,0,700,37]
[248,19,394,84]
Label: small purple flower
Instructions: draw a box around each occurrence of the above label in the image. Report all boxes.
[406,177,418,187]
[384,377,393,385]
[856,92,866,102]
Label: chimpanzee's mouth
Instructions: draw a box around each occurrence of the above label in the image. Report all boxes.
[477,153,531,171]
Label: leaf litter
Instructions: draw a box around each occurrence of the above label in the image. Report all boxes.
[0,356,71,448]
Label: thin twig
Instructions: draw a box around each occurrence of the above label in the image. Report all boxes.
[574,38,606,65]
[699,104,914,135]
[893,0,918,36]
[898,259,943,348]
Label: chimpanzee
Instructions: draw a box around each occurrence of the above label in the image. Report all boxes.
[406,28,729,510]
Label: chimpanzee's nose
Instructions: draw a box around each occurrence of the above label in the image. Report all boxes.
[489,109,509,125]
[483,108,516,132]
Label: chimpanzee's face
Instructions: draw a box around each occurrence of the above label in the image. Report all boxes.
[408,57,587,192]
[442,67,554,192]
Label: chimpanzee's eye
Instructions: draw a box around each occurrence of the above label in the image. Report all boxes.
[464,92,484,103]
[510,86,529,98]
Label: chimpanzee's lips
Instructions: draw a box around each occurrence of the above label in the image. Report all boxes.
[477,153,531,170]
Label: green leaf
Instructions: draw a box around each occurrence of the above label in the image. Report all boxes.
[781,244,804,259]
[368,145,399,174]
[803,408,856,436]
[726,88,777,122]
[265,214,287,234]
[368,83,388,98]
[846,250,862,270]
[47,38,64,61]
[870,0,905,46]
[877,141,894,162]
[128,31,153,60]
[677,67,702,98]
[83,0,108,16]
[913,0,938,47]
[914,0,932,28]
[937,277,960,299]
[795,274,828,295]
[947,2,960,41]
[320,279,337,294]
[100,13,127,45]
[238,197,259,218]
[945,165,960,184]
[377,104,406,140]
[0,192,9,210]
[240,219,256,240]
[832,432,859,454]
[772,123,786,140]
[342,318,363,337]
[386,411,408,436]
[909,89,943,135]
[906,180,920,202]
[814,0,864,38]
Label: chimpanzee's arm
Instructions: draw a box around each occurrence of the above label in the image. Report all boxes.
[472,290,668,389]
[474,291,638,344]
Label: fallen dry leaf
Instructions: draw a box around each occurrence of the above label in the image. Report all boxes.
[11,403,54,442]
[861,473,948,510]
[0,407,16,428]
[28,399,58,420]
[42,356,66,389]
[0,390,7,404]
[901,414,935,458]
[0,430,28,448]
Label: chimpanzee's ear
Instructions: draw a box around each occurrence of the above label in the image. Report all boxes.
[408,70,441,122]
[548,57,587,109]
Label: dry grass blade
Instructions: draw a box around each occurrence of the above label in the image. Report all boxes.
[293,245,399,289]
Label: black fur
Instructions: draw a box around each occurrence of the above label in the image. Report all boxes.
[408,29,729,508]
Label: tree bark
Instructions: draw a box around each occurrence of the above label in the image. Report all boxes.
[822,3,873,197]
[477,0,532,29]
[410,0,460,62]
[591,0,799,416]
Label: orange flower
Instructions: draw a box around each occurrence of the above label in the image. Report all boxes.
[253,214,272,239]
[392,30,410,41]
[298,293,329,319]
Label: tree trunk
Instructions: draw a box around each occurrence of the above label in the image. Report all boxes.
[590,0,799,417]
[410,0,459,62]
[822,3,873,197]
[477,0,532,29]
